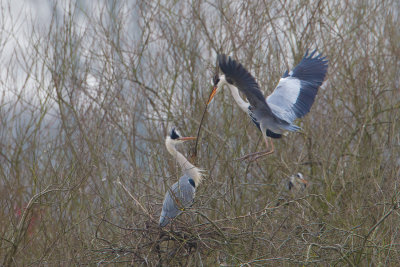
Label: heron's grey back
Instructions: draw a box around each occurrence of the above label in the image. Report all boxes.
[218,54,290,134]
[159,175,196,227]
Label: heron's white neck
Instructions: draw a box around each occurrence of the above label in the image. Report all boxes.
[165,138,203,186]
[220,76,249,112]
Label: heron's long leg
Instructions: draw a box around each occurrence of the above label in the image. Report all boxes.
[235,137,274,161]
[251,138,274,161]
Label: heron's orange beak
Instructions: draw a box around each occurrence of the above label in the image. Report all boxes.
[299,178,308,187]
[178,136,197,141]
[206,86,218,105]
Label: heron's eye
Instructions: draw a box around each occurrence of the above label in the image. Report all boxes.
[213,74,220,86]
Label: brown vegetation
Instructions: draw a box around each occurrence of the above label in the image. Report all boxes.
[1,0,399,266]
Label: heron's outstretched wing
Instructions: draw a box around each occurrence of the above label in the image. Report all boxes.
[218,54,269,111]
[159,175,196,227]
[266,50,328,123]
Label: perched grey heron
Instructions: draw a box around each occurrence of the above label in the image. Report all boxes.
[159,128,204,227]
[287,172,308,191]
[207,50,328,160]
[276,172,309,206]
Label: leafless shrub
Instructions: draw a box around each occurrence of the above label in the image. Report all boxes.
[1,0,399,265]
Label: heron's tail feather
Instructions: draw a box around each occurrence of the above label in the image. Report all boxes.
[283,124,301,132]
[159,215,170,227]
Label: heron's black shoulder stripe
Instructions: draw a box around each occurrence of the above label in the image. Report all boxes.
[266,129,282,139]
[188,178,195,188]
[288,181,294,190]
[170,128,179,140]
[250,114,282,138]
[248,106,281,138]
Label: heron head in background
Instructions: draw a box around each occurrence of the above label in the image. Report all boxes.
[287,172,308,191]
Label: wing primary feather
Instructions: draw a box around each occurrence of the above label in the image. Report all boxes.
[266,49,328,122]
[218,54,270,112]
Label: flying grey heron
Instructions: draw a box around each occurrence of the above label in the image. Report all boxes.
[207,50,328,161]
[159,128,204,227]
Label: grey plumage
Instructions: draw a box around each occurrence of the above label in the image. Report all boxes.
[159,174,196,227]
[267,50,328,123]
[159,128,201,227]
[217,50,328,136]
[287,172,308,191]
[218,54,274,114]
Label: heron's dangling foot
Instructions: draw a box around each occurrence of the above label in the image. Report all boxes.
[235,138,274,162]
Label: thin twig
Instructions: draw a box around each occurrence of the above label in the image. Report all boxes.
[117,178,154,221]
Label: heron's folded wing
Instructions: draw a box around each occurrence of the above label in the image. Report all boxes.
[177,176,196,207]
[159,176,195,227]
[159,188,180,227]
[266,50,328,123]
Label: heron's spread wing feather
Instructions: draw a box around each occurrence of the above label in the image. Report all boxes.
[218,54,269,111]
[159,175,196,227]
[267,50,328,123]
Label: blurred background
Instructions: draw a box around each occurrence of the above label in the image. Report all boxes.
[1,0,399,265]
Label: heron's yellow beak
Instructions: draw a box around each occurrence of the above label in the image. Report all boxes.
[178,136,197,141]
[206,86,218,105]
